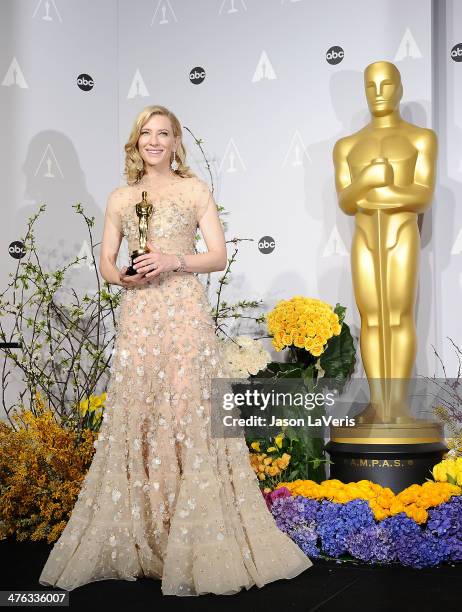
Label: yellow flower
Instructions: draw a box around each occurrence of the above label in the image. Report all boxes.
[266,296,342,357]
[266,446,277,453]
[274,435,283,449]
[250,441,261,452]
[79,398,89,416]
[432,463,447,482]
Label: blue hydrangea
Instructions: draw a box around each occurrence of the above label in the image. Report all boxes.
[290,525,321,558]
[428,496,462,538]
[316,499,375,557]
[347,524,395,563]
[381,514,448,568]
[270,492,462,568]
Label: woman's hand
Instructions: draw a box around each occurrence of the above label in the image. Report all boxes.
[118,265,149,289]
[132,242,178,280]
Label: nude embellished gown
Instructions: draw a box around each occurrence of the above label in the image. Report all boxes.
[38,174,312,595]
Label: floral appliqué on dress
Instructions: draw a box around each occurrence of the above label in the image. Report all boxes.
[38,176,312,595]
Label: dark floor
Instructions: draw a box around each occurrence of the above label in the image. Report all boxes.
[1,539,461,611]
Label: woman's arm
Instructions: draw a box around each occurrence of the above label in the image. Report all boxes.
[98,188,124,285]
[179,199,227,273]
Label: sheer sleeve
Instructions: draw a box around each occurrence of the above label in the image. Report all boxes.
[105,187,124,235]
[194,179,216,224]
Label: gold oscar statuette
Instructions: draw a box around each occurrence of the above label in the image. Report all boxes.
[326,60,446,491]
[125,191,154,276]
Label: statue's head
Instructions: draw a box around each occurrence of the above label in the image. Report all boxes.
[364,61,403,117]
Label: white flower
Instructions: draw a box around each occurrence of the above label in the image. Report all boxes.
[132,503,140,519]
[120,349,130,366]
[219,336,271,378]
[187,498,196,509]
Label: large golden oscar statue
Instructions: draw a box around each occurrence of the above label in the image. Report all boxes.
[325,61,446,492]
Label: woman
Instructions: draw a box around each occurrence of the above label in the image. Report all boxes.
[38,105,312,595]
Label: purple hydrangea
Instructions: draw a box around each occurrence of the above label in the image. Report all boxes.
[271,495,307,533]
[269,491,462,569]
[381,514,449,568]
[290,525,321,558]
[271,495,321,557]
[347,524,395,563]
[427,496,462,562]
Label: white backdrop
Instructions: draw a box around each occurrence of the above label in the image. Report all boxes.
[1,0,461,418]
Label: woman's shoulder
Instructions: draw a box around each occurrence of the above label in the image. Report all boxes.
[185,175,211,194]
[109,184,130,197]
[106,184,130,209]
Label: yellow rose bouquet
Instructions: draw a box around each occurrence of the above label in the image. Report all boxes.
[264,297,355,388]
[267,296,342,357]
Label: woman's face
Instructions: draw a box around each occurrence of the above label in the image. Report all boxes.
[137,114,178,171]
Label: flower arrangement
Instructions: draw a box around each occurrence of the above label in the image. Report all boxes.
[219,335,271,378]
[432,457,462,486]
[250,445,291,485]
[273,479,461,523]
[247,432,331,488]
[247,298,356,484]
[0,394,97,543]
[262,297,356,391]
[264,480,462,568]
[267,296,342,357]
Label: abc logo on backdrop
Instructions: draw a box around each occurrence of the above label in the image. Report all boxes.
[326,46,344,65]
[451,43,462,62]
[77,73,95,91]
[9,241,26,259]
[258,236,276,254]
[189,67,206,84]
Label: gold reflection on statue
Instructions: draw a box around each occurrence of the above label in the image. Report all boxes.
[332,61,437,427]
[126,191,154,276]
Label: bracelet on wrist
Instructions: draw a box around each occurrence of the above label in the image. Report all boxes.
[173,254,186,272]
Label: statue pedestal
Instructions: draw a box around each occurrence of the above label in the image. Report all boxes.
[324,422,447,493]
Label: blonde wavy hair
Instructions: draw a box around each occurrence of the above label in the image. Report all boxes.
[123,105,195,185]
